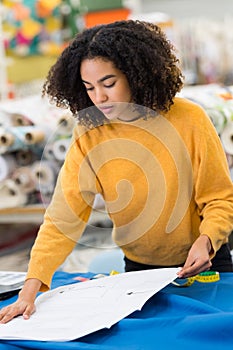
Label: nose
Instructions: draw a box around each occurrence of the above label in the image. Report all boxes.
[94,87,108,104]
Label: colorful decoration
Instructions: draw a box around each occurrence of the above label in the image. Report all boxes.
[12,2,30,21]
[2,0,129,57]
[36,0,62,18]
[2,0,64,56]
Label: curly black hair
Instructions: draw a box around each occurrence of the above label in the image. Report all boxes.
[42,20,184,127]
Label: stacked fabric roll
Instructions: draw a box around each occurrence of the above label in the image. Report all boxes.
[1,88,232,210]
[0,95,74,209]
[181,84,233,179]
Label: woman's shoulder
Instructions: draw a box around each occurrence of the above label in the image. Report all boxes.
[163,96,217,141]
[172,96,206,113]
[167,96,210,124]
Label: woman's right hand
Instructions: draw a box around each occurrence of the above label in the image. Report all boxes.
[0,278,42,324]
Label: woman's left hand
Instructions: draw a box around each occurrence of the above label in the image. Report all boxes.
[177,235,213,278]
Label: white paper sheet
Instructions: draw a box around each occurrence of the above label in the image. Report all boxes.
[0,268,179,342]
[0,271,26,294]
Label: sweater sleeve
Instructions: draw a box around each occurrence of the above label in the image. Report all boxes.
[194,107,233,254]
[26,127,99,291]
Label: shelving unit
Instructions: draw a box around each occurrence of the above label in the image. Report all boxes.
[0,205,45,224]
[0,205,111,227]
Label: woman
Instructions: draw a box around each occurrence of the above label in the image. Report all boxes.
[0,20,233,323]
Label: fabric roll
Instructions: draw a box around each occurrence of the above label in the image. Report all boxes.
[0,128,15,147]
[0,126,47,155]
[11,113,33,126]
[206,108,226,135]
[20,126,49,145]
[42,142,55,161]
[56,114,75,136]
[0,179,28,209]
[0,154,17,181]
[31,160,59,194]
[11,166,36,194]
[52,137,71,161]
[15,150,38,166]
[0,127,25,154]
[221,122,233,155]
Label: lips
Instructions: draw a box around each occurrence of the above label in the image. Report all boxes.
[98,105,114,114]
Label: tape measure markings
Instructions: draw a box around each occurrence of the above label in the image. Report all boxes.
[172,271,220,287]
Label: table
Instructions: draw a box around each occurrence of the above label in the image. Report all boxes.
[0,271,233,350]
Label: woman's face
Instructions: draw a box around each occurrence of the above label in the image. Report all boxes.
[80,57,133,120]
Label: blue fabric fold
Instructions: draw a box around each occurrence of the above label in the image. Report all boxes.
[0,271,233,349]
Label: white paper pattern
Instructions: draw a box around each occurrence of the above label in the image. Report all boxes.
[0,268,179,342]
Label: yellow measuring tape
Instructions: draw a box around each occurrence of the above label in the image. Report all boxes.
[109,270,120,276]
[108,270,220,287]
[172,271,220,287]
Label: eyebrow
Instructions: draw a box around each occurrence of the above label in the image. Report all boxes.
[82,74,116,85]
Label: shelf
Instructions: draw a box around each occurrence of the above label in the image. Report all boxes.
[0,205,111,225]
[0,205,45,224]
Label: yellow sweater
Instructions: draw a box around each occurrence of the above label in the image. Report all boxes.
[27,98,233,291]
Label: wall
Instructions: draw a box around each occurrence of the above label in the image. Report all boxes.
[125,0,233,20]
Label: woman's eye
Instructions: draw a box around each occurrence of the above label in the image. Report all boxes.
[86,86,94,91]
[104,82,116,88]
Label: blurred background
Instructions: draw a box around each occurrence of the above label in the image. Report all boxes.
[0,0,233,273]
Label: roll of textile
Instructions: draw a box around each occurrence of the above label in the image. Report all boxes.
[19,126,49,145]
[15,149,38,166]
[0,179,28,209]
[56,114,75,136]
[221,122,233,155]
[31,160,59,194]
[0,126,48,155]
[11,166,36,194]
[11,113,33,127]
[42,142,55,161]
[0,154,17,181]
[206,108,227,135]
[52,137,71,162]
[0,127,25,154]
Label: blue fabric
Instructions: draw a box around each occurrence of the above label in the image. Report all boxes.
[0,271,233,349]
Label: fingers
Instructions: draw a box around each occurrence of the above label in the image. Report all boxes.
[178,259,212,278]
[23,304,35,320]
[177,235,213,279]
[0,306,19,324]
[0,303,35,324]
